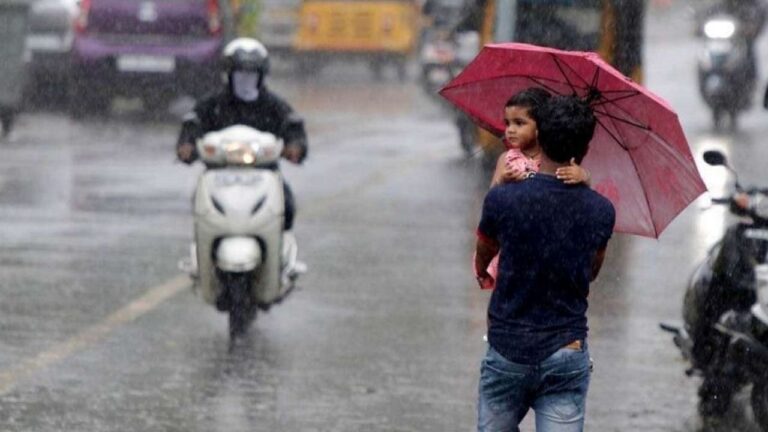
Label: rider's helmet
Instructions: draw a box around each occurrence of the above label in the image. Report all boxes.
[222,38,270,89]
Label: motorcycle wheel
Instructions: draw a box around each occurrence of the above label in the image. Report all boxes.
[728,111,739,132]
[698,375,734,418]
[456,114,477,157]
[712,108,725,132]
[225,273,257,339]
[751,383,768,431]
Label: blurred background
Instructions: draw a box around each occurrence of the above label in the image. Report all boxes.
[1,0,768,431]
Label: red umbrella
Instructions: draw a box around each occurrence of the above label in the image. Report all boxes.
[440,42,707,238]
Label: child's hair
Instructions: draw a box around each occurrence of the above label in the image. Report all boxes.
[536,95,596,164]
[504,87,553,124]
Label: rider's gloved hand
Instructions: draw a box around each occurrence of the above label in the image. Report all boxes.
[282,144,304,164]
[177,142,196,164]
[731,192,768,219]
[734,193,751,210]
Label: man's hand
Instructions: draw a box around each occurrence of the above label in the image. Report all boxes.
[177,143,196,164]
[476,272,495,290]
[282,144,304,164]
[475,233,500,288]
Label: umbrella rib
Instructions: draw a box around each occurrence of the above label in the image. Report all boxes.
[593,109,651,130]
[528,77,571,96]
[591,67,600,89]
[593,115,628,150]
[552,54,593,89]
[551,55,581,94]
[597,89,643,95]
[440,74,590,93]
[595,117,659,238]
[591,92,642,107]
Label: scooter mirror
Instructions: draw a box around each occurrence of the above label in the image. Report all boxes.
[703,150,727,167]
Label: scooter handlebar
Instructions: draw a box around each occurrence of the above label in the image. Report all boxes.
[711,197,732,204]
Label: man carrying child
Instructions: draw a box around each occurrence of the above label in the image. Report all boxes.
[474,95,615,432]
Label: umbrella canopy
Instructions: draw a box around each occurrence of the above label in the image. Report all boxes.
[440,42,707,238]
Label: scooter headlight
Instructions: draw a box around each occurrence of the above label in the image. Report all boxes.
[224,141,256,165]
[704,19,736,39]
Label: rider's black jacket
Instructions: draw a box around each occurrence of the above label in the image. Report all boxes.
[177,87,308,163]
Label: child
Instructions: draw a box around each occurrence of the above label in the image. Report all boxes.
[477,88,591,289]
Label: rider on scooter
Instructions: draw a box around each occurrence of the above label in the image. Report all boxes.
[176,38,308,235]
[700,0,767,85]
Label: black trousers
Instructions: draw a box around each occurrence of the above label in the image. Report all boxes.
[283,181,295,231]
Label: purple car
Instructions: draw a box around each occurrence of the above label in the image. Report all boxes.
[70,0,234,115]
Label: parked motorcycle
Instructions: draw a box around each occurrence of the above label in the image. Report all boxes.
[697,13,756,130]
[661,150,768,428]
[419,27,479,156]
[182,125,305,338]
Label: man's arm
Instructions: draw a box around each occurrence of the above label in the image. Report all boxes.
[268,92,308,164]
[490,153,506,187]
[176,97,216,164]
[590,245,607,281]
[475,232,500,282]
[176,113,202,164]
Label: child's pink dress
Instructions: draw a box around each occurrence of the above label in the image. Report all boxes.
[505,148,541,174]
[475,149,541,290]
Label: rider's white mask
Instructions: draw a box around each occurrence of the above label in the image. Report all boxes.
[232,71,260,102]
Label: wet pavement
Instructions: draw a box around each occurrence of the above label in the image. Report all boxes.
[1,3,768,431]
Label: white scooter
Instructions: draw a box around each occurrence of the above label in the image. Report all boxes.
[181,125,304,337]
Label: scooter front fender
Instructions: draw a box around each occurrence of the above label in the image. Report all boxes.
[216,236,261,273]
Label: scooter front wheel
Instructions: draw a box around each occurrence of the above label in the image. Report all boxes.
[222,272,257,339]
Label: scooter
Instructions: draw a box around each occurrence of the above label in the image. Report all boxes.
[660,150,768,428]
[419,28,479,156]
[697,13,756,130]
[182,125,304,338]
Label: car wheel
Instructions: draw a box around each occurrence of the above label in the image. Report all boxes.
[142,91,174,115]
[68,78,110,119]
[369,60,384,81]
[395,60,408,82]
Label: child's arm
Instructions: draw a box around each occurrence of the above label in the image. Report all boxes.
[490,153,506,187]
[556,158,591,185]
[491,153,528,187]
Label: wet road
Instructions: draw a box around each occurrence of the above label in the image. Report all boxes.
[2,3,768,431]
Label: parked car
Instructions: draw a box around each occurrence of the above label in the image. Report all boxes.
[25,0,78,101]
[69,0,235,116]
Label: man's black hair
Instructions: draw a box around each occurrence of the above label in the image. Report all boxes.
[536,95,596,164]
[505,87,552,123]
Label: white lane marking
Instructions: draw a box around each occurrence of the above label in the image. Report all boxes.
[0,275,189,395]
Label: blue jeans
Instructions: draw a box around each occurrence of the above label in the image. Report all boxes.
[477,342,591,432]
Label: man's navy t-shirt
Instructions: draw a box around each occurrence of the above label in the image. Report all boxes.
[477,174,615,365]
